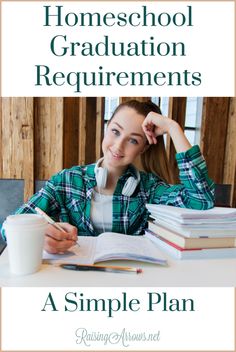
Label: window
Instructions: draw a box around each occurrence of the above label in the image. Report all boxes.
[151,97,203,145]
[104,97,119,121]
[184,97,203,145]
[151,97,169,144]
[151,97,169,116]
[104,97,119,132]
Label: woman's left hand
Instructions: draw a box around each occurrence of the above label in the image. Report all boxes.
[142,112,173,144]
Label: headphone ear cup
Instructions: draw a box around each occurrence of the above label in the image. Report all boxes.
[96,167,108,189]
[122,177,138,197]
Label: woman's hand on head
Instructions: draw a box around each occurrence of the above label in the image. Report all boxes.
[142,111,192,153]
[142,112,174,144]
[44,222,78,254]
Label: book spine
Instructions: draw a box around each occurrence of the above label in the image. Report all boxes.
[145,232,236,260]
[148,223,236,249]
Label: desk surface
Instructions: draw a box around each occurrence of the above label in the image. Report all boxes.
[1,246,236,287]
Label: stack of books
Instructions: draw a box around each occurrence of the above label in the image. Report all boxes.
[145,204,236,259]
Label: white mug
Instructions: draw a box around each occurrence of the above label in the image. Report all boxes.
[3,214,48,275]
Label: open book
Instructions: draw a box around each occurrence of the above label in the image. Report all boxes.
[43,232,167,266]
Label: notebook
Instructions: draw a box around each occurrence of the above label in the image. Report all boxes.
[43,232,167,265]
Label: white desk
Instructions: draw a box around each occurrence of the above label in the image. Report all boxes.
[1,247,236,287]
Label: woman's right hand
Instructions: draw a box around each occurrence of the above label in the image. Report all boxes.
[44,222,78,254]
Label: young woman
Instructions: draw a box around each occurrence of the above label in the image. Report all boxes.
[15,100,214,253]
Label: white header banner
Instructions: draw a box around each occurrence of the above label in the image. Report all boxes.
[1,1,235,97]
[1,287,235,351]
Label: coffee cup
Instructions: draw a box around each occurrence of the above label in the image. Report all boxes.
[3,214,48,275]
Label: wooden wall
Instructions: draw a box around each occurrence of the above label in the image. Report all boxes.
[0,97,235,206]
[0,97,104,200]
[200,97,236,206]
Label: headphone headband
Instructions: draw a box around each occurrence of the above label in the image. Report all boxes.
[94,158,140,197]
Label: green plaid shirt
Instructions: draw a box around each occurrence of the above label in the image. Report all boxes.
[14,145,214,236]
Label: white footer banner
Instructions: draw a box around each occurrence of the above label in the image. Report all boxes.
[1,287,235,351]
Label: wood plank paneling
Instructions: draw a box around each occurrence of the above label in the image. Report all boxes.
[95,97,105,160]
[166,97,187,183]
[200,98,230,183]
[34,98,64,180]
[78,98,87,165]
[78,97,97,165]
[2,98,24,178]
[0,98,34,200]
[63,97,80,169]
[22,100,34,201]
[1,98,34,180]
[223,98,236,206]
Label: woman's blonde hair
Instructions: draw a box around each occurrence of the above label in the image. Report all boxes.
[110,100,173,184]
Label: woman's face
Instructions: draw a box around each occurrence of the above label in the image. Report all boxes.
[102,106,147,170]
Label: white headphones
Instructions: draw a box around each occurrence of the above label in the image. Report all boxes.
[94,158,140,197]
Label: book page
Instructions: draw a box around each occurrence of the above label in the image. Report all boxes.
[94,232,167,264]
[147,204,236,220]
[42,237,97,264]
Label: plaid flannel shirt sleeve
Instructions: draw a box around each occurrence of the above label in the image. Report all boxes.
[15,174,62,219]
[151,145,215,210]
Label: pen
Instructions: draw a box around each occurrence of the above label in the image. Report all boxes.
[35,207,67,233]
[34,206,80,247]
[60,263,143,274]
